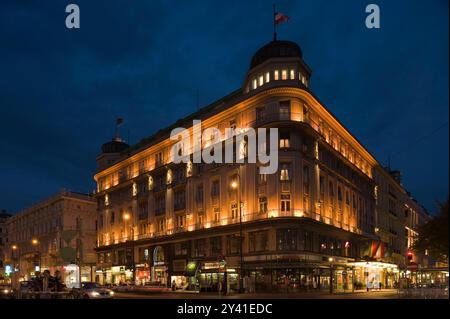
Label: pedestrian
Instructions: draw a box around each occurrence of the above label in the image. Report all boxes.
[172,279,177,291]
[42,270,51,292]
[284,276,291,293]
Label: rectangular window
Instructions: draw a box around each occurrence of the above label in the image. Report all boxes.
[176,214,186,228]
[249,231,268,252]
[274,70,279,80]
[279,131,290,149]
[174,189,186,211]
[231,203,239,220]
[259,197,268,213]
[174,242,188,256]
[214,207,220,222]
[303,165,310,195]
[138,202,148,220]
[265,72,270,83]
[157,218,165,232]
[210,236,222,255]
[155,152,164,166]
[196,184,204,203]
[259,75,264,86]
[155,194,166,215]
[290,69,295,80]
[280,163,291,181]
[252,78,257,89]
[211,180,220,198]
[226,235,241,255]
[194,238,206,257]
[281,194,291,212]
[281,69,288,80]
[277,228,298,251]
[279,101,290,120]
[256,107,266,123]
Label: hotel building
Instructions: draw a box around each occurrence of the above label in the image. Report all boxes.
[93,40,429,292]
[5,190,97,283]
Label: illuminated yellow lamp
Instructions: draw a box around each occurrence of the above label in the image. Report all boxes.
[12,245,18,250]
[268,210,279,218]
[221,219,228,226]
[31,239,38,245]
[123,213,131,221]
[328,257,334,263]
[187,225,195,232]
[230,180,238,189]
[205,222,211,229]
[294,210,304,217]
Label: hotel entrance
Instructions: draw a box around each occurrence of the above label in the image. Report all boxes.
[348,261,399,290]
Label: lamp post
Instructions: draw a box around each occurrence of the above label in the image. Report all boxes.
[328,257,334,294]
[31,238,41,272]
[231,173,244,294]
[123,212,135,284]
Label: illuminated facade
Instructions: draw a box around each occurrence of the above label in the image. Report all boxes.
[93,40,428,292]
[5,190,97,282]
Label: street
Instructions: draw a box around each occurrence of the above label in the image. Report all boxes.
[111,289,443,299]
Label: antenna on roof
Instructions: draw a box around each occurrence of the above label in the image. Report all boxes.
[115,117,124,141]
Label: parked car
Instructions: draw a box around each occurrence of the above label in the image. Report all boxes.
[114,282,134,292]
[0,285,15,299]
[75,282,115,299]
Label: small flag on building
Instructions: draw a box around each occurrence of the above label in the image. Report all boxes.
[275,12,290,25]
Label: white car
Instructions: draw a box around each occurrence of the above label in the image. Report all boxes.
[79,282,114,299]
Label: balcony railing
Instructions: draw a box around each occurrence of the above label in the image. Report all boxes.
[96,208,362,247]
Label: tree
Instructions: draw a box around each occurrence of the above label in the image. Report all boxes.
[413,200,449,263]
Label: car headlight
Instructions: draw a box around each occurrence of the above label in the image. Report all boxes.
[109,291,114,296]
[91,291,100,297]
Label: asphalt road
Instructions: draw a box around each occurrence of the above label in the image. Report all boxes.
[112,289,405,299]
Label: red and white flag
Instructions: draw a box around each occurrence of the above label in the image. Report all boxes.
[275,12,290,25]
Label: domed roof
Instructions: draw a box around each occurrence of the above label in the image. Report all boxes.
[250,40,302,69]
[101,138,129,154]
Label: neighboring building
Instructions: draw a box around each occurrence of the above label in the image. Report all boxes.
[0,210,12,283]
[93,39,429,292]
[5,190,97,282]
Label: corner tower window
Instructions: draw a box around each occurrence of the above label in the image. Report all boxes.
[274,70,279,80]
[282,70,288,80]
[265,72,270,83]
[259,75,264,87]
[290,69,295,80]
[252,79,257,89]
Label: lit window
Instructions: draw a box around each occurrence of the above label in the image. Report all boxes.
[282,70,288,80]
[265,72,270,83]
[290,69,295,80]
[252,79,257,89]
[279,131,290,149]
[281,194,291,212]
[299,72,302,81]
[301,75,306,85]
[259,75,264,87]
[280,163,291,181]
[274,70,279,80]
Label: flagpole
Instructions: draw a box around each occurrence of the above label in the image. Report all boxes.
[273,4,277,41]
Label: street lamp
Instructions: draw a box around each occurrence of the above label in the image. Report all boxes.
[328,257,334,294]
[230,175,244,294]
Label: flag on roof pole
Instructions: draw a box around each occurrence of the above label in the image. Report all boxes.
[275,12,290,25]
[273,4,290,41]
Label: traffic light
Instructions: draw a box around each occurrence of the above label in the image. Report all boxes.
[407,251,413,261]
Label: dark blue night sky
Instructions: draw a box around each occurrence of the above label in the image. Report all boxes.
[0,0,448,214]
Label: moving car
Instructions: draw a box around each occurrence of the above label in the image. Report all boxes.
[0,285,15,299]
[77,282,114,299]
